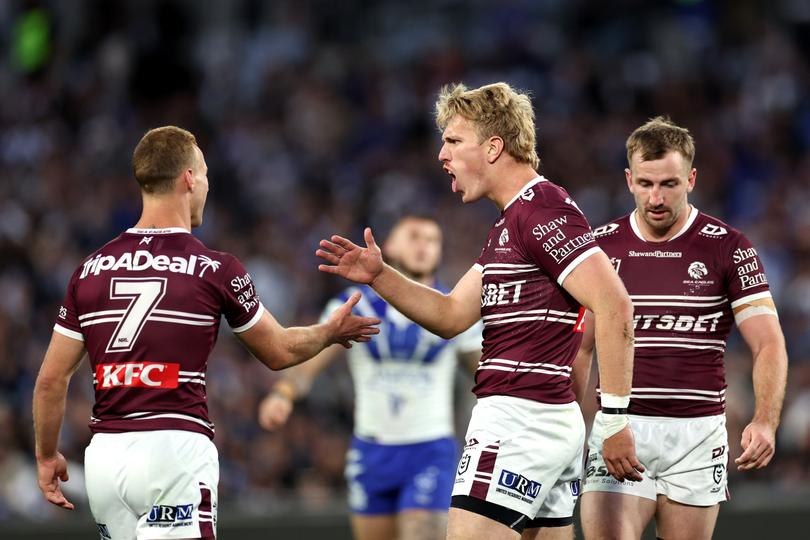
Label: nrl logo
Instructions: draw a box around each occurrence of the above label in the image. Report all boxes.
[687,261,708,280]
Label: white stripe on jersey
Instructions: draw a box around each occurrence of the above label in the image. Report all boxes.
[80,317,124,327]
[599,387,726,402]
[631,299,728,307]
[631,393,726,402]
[630,294,725,300]
[177,378,206,385]
[124,411,215,431]
[152,309,215,320]
[481,358,572,372]
[54,324,84,341]
[634,343,725,352]
[79,309,126,320]
[635,336,726,345]
[147,316,215,326]
[179,371,205,377]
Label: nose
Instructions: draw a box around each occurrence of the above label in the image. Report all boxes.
[438,144,449,163]
[649,185,664,207]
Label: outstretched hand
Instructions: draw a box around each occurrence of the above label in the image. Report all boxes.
[37,453,75,510]
[325,291,381,349]
[317,228,384,285]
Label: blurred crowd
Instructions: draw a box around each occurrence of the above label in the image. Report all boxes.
[0,0,809,521]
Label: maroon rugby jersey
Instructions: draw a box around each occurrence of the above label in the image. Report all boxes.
[53,227,263,439]
[473,177,600,404]
[593,208,771,417]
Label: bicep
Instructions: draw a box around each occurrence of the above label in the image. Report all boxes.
[446,267,483,333]
[39,332,86,382]
[736,299,785,355]
[561,250,630,314]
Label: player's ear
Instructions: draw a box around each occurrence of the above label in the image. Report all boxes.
[181,168,195,192]
[486,136,504,164]
[624,168,633,192]
[687,168,697,193]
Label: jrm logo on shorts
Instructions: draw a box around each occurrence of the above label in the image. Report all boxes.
[147,504,193,524]
[496,470,542,503]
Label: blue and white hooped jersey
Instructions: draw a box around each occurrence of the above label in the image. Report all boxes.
[322,285,483,444]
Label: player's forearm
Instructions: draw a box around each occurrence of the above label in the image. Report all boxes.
[592,299,634,397]
[33,377,69,460]
[371,264,464,338]
[274,324,336,369]
[751,341,788,429]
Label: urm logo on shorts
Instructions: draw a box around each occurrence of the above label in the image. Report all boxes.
[498,470,542,500]
[147,504,193,523]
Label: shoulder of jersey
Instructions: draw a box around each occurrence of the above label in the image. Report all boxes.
[516,178,579,212]
[692,212,741,241]
[593,214,630,239]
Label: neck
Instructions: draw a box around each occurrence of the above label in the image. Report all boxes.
[134,195,192,232]
[487,164,540,211]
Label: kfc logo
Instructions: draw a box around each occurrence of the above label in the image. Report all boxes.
[94,362,180,389]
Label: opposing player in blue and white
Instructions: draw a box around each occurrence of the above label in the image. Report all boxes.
[259,215,482,540]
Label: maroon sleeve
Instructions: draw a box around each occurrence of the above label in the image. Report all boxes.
[53,267,84,341]
[219,256,263,333]
[725,231,771,307]
[520,197,601,285]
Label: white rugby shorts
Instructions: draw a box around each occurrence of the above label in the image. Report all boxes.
[452,396,585,521]
[84,430,218,539]
[584,412,729,506]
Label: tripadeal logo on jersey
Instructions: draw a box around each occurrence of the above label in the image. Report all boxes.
[79,251,220,279]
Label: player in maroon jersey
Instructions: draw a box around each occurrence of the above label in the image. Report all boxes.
[32,126,380,540]
[576,117,788,540]
[317,83,641,540]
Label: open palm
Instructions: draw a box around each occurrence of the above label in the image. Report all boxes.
[317,227,383,284]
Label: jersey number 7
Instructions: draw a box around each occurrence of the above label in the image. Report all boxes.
[105,278,167,353]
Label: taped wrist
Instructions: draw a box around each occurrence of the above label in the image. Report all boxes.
[599,393,630,439]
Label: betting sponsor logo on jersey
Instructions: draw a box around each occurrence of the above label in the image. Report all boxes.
[79,251,218,280]
[688,261,708,280]
[628,250,682,258]
[94,362,180,389]
[146,504,193,524]
[699,223,728,237]
[593,223,620,237]
[496,470,542,503]
[633,312,722,332]
[481,280,525,307]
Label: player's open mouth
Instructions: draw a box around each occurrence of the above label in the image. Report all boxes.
[445,169,458,192]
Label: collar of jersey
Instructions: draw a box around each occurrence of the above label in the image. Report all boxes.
[126,227,190,235]
[629,205,698,242]
[502,175,547,212]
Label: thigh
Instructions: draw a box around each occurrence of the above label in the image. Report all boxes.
[447,507,520,540]
[453,398,584,523]
[521,524,573,540]
[655,496,718,540]
[655,416,729,507]
[580,492,656,540]
[350,514,398,540]
[399,438,457,513]
[85,435,139,540]
[346,438,399,515]
[398,509,448,540]
[134,431,219,540]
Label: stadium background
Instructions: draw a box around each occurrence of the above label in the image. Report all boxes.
[0,0,808,538]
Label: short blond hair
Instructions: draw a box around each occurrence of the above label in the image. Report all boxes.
[626,116,695,167]
[132,126,199,194]
[435,82,539,169]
